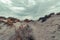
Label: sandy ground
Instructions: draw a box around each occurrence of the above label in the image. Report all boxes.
[0,14,60,40]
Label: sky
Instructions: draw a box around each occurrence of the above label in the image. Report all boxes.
[0,0,60,20]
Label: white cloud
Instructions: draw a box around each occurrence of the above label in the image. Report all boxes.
[45,6,60,14]
[0,0,12,6]
[0,0,12,4]
[47,0,53,2]
[40,0,45,3]
[39,0,54,3]
[50,6,56,9]
[23,16,33,20]
[26,0,36,7]
[9,7,26,12]
[47,2,60,14]
[57,2,60,5]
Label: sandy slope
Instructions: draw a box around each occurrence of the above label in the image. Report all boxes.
[0,14,60,40]
[28,14,60,40]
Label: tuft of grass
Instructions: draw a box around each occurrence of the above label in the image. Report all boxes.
[0,27,1,29]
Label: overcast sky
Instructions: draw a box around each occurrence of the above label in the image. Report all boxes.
[0,0,60,20]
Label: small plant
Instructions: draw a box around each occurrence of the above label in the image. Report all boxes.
[57,25,60,31]
[51,36,55,38]
[56,12,60,15]
[0,27,1,29]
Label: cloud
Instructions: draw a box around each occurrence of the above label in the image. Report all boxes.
[23,16,33,19]
[0,0,12,5]
[9,7,26,13]
[45,2,60,14]
[50,6,56,9]
[40,0,45,3]
[27,0,36,7]
[0,0,60,20]
[45,7,60,14]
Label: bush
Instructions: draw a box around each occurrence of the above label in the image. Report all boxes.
[56,12,60,15]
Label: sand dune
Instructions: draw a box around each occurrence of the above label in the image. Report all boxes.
[0,13,60,40]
